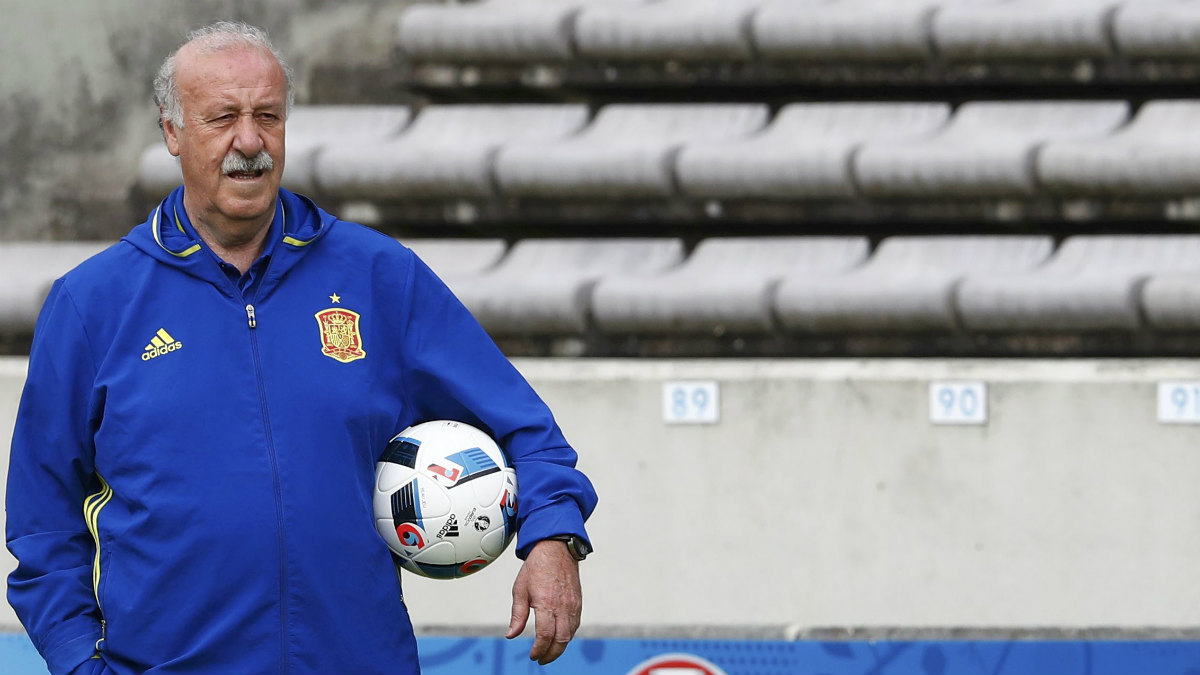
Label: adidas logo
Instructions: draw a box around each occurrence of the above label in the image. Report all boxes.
[436,515,460,540]
[142,328,183,361]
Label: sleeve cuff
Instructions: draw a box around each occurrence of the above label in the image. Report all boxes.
[515,503,591,559]
[41,619,103,675]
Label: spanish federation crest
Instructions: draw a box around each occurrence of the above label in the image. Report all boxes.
[315,308,366,363]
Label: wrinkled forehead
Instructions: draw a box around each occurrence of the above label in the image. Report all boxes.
[175,44,287,112]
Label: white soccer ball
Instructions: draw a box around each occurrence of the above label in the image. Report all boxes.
[374,420,518,579]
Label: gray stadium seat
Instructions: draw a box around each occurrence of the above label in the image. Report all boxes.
[137,106,412,200]
[933,0,1120,61]
[1038,101,1200,196]
[676,103,950,200]
[0,242,110,332]
[1112,0,1200,59]
[403,239,508,297]
[854,101,1129,198]
[775,236,1054,332]
[315,105,589,200]
[752,0,946,62]
[495,104,769,198]
[451,239,685,333]
[957,236,1200,331]
[591,237,869,334]
[1141,273,1200,330]
[574,0,763,61]
[397,0,649,63]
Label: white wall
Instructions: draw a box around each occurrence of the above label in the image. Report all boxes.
[4,357,1200,635]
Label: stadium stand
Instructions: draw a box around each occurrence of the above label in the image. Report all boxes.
[675,103,951,200]
[1142,271,1200,331]
[381,0,1200,101]
[573,0,764,61]
[448,238,684,335]
[774,236,1054,332]
[76,0,1200,359]
[957,236,1200,331]
[493,103,769,198]
[853,101,1130,198]
[1038,100,1200,197]
[1112,0,1200,58]
[591,237,870,334]
[315,104,590,200]
[751,0,945,62]
[396,0,658,65]
[931,0,1119,61]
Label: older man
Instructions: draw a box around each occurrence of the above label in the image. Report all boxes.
[7,21,595,675]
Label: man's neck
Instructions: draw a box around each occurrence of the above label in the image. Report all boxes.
[186,207,275,275]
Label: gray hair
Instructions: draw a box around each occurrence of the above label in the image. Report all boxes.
[153,21,295,130]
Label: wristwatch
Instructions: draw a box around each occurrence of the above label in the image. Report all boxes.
[547,535,591,561]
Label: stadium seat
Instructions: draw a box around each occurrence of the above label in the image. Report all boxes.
[495,104,769,198]
[314,105,589,200]
[676,103,950,200]
[450,239,684,333]
[1112,0,1200,59]
[574,0,763,61]
[932,0,1120,61]
[752,0,945,62]
[0,242,110,332]
[775,236,1054,332]
[137,106,412,200]
[396,0,649,63]
[1038,101,1200,196]
[402,239,508,297]
[1141,272,1200,330]
[591,237,869,334]
[854,101,1129,198]
[957,236,1200,331]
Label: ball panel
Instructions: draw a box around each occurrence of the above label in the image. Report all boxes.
[412,475,451,519]
[466,472,506,508]
[375,461,413,494]
[479,527,511,558]
[413,539,457,565]
[376,517,402,551]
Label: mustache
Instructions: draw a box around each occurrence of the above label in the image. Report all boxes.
[221,151,275,174]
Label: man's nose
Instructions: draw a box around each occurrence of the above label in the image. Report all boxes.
[231,115,265,156]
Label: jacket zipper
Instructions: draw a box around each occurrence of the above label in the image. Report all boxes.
[245,301,289,675]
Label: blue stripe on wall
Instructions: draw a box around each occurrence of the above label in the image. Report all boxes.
[3,633,1200,674]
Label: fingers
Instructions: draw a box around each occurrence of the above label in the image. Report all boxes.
[529,605,578,665]
[506,600,529,639]
[506,574,530,639]
[508,539,583,665]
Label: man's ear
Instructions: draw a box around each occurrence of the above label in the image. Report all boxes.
[161,108,182,157]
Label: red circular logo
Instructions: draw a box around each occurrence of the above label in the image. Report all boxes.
[625,653,728,675]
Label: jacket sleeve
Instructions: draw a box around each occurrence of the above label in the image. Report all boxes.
[6,279,105,675]
[396,255,597,559]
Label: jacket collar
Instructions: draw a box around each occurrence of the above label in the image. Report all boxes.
[123,186,336,298]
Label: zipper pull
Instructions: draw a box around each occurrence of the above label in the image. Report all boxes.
[246,304,257,329]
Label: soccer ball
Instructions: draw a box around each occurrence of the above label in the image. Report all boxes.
[374,420,518,579]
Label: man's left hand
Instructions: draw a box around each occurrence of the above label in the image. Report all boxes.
[505,539,582,665]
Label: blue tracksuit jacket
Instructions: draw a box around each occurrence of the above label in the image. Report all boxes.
[6,187,597,675]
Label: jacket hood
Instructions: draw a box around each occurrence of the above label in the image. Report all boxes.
[123,187,337,294]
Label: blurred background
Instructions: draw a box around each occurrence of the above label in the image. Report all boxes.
[5,0,1200,673]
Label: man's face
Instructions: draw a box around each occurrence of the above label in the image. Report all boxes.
[163,44,287,231]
